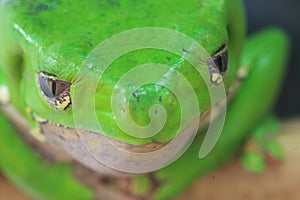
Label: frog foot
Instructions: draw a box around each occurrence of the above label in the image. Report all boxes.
[110,173,161,200]
[73,163,162,200]
[240,117,284,173]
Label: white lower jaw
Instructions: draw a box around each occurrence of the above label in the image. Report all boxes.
[39,122,128,177]
[1,97,213,176]
[39,106,216,175]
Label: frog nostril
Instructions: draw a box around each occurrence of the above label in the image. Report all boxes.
[132,92,140,103]
[158,96,162,102]
[37,72,72,110]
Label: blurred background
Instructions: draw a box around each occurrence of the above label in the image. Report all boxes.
[245,0,300,119]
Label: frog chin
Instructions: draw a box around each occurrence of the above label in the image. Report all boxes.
[37,108,212,176]
[1,96,212,176]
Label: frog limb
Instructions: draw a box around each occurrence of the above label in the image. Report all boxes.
[238,28,289,173]
[241,116,284,173]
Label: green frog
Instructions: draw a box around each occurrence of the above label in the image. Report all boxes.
[0,0,289,199]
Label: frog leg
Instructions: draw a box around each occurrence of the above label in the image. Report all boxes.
[148,28,289,200]
[241,116,284,173]
[0,69,94,200]
[238,28,289,173]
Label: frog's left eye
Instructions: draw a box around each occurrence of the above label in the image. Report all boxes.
[207,44,228,85]
[37,72,72,110]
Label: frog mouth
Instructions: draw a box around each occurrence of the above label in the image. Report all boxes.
[1,94,217,176]
[38,108,213,175]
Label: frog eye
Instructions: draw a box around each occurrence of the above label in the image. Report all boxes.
[207,44,228,85]
[37,72,72,110]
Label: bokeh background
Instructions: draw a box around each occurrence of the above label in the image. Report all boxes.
[245,0,300,119]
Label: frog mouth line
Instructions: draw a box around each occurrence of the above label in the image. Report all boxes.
[1,90,225,176]
[35,84,233,175]
[40,108,212,150]
[37,107,215,175]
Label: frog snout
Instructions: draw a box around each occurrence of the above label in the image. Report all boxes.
[115,83,182,143]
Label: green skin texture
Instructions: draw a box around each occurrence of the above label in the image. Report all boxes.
[0,0,289,199]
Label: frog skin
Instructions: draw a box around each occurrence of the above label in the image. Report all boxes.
[0,0,289,199]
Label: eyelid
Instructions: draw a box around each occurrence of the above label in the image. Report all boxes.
[213,44,227,56]
[39,71,59,81]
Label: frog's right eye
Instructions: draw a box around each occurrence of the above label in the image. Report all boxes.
[207,44,228,85]
[37,72,72,110]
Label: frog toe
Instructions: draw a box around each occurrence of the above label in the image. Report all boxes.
[241,151,266,173]
[240,116,284,173]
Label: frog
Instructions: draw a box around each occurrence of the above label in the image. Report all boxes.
[0,0,289,199]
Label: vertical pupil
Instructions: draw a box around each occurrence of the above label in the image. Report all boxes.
[214,50,228,74]
[214,56,223,72]
[51,80,56,96]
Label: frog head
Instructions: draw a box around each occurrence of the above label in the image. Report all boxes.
[1,0,245,173]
